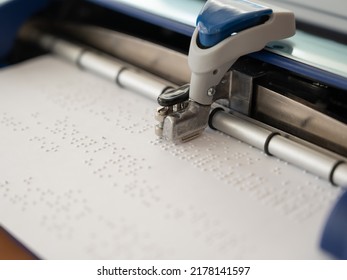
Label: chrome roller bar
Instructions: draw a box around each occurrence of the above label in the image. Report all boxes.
[209,109,347,186]
[20,27,174,101]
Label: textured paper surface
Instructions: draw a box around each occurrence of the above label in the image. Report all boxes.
[0,56,341,259]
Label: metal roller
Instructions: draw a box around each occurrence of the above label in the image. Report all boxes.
[209,109,347,186]
[23,29,173,101]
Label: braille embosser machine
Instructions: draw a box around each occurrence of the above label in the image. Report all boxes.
[1,0,347,259]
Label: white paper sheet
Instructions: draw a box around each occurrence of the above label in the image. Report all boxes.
[0,55,341,259]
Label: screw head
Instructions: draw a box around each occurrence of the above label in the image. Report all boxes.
[207,87,215,96]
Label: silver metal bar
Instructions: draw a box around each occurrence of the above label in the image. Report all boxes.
[117,69,170,101]
[34,31,84,62]
[78,51,123,80]
[210,109,347,186]
[333,164,347,186]
[255,86,347,157]
[20,28,174,101]
[268,136,338,181]
[48,22,191,85]
[211,108,272,150]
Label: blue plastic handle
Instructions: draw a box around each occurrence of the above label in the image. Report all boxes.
[320,190,347,259]
[196,0,273,48]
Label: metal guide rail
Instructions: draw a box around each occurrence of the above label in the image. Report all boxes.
[19,25,347,186]
[20,26,174,101]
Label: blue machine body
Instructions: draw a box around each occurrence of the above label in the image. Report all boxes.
[0,0,53,60]
[320,190,347,260]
